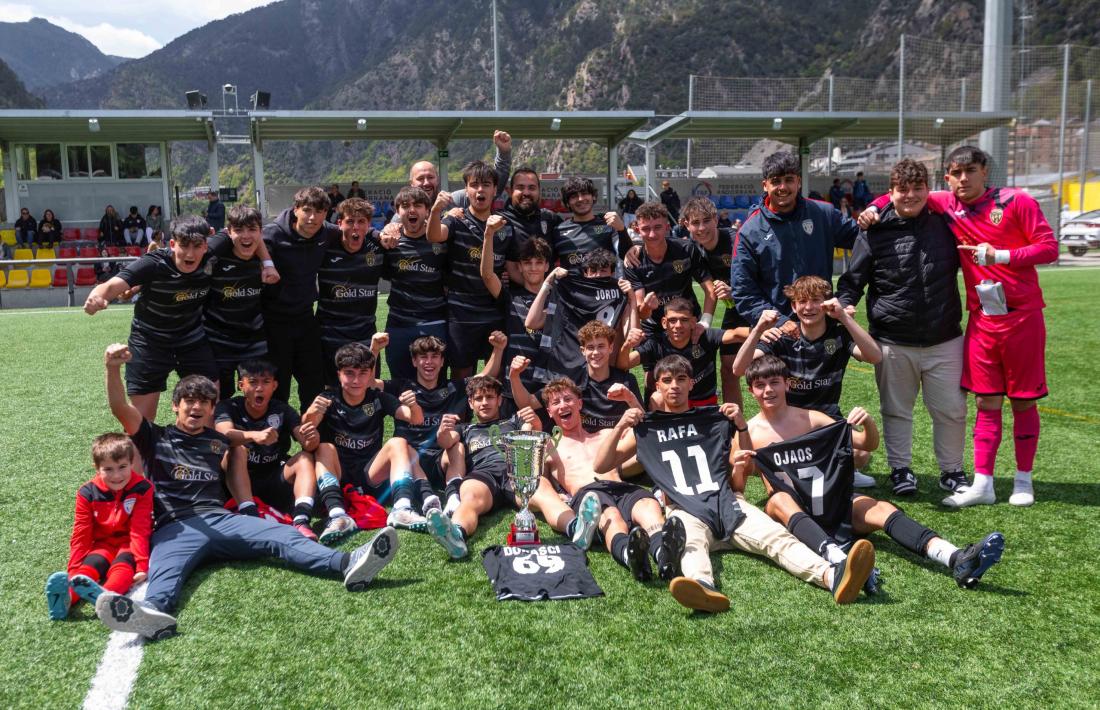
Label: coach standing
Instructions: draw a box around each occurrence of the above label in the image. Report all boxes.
[263,186,340,412]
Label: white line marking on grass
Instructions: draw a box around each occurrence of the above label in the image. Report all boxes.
[82,583,148,710]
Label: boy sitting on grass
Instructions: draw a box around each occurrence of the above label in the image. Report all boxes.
[46,433,153,620]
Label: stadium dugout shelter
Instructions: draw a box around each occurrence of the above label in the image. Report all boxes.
[627,110,1017,197]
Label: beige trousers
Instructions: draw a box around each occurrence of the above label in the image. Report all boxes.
[670,493,830,589]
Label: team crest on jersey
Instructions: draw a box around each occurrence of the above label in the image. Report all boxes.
[468,246,482,260]
[673,259,689,274]
[691,344,704,359]
[267,413,282,429]
[210,440,225,455]
[722,254,732,267]
[541,220,549,233]
[568,253,583,264]
[364,253,382,267]
[203,262,214,275]
[990,208,1004,225]
[431,243,445,255]
[123,496,136,514]
[361,401,377,417]
[824,338,839,355]
[801,219,814,235]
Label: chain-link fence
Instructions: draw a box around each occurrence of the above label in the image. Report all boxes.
[687,36,1100,223]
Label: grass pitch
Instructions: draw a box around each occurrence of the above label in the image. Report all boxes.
[1,268,1098,708]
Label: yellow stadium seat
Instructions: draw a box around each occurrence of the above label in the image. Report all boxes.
[29,268,51,288]
[1,229,14,245]
[13,248,34,261]
[6,269,29,288]
[0,271,6,287]
[35,248,56,260]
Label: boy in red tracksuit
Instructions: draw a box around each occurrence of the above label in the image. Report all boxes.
[46,433,154,620]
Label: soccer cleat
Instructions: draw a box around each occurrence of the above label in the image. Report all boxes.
[571,492,600,550]
[344,526,399,591]
[94,592,178,640]
[852,470,876,488]
[319,514,359,545]
[626,526,653,582]
[656,516,686,582]
[387,506,428,532]
[421,494,442,515]
[294,522,319,542]
[669,576,730,613]
[952,532,1005,589]
[942,485,995,508]
[70,574,106,605]
[863,567,885,596]
[939,470,971,493]
[427,509,468,560]
[45,572,71,620]
[889,467,918,496]
[832,538,874,604]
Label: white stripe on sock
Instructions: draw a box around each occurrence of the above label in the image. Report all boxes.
[82,582,148,710]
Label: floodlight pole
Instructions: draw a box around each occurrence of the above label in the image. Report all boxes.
[1079,79,1092,213]
[492,0,501,111]
[1056,43,1069,238]
[897,34,905,161]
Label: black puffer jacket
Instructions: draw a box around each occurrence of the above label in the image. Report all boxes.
[836,204,962,347]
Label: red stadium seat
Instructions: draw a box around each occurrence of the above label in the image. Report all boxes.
[540,199,555,210]
[58,247,77,259]
[52,267,69,287]
[63,228,82,241]
[78,247,98,259]
[75,267,97,286]
[83,228,100,239]
[125,246,143,257]
[106,246,122,257]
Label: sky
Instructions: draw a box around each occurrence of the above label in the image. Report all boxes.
[0,0,277,58]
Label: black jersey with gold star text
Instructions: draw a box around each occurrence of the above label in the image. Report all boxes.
[384,378,471,451]
[317,387,399,488]
[443,212,508,323]
[129,419,231,528]
[317,232,384,339]
[382,233,448,327]
[624,237,712,332]
[755,319,855,418]
[214,396,300,477]
[204,249,265,357]
[636,327,725,400]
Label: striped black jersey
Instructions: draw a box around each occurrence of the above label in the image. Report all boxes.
[204,250,265,355]
[317,233,384,338]
[383,232,448,327]
[443,212,508,322]
[129,419,231,528]
[552,218,630,273]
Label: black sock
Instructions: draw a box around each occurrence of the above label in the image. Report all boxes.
[566,518,578,539]
[445,478,462,501]
[648,530,665,562]
[416,479,435,505]
[459,527,469,542]
[318,478,345,516]
[610,532,630,568]
[787,512,836,557]
[292,501,312,525]
[883,510,939,557]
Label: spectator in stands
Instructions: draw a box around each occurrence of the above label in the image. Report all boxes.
[38,209,62,249]
[146,231,165,253]
[145,205,164,243]
[15,208,36,249]
[326,184,345,222]
[659,181,681,222]
[204,191,226,232]
[852,171,872,210]
[731,218,743,232]
[98,205,124,247]
[829,179,845,209]
[717,210,733,229]
[347,181,366,199]
[123,206,147,247]
[618,189,643,227]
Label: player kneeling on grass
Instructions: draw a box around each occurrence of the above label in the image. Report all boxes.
[745,354,1004,590]
[46,434,153,620]
[428,380,604,558]
[214,359,346,541]
[100,344,397,640]
[539,377,685,582]
[303,342,426,540]
[594,355,870,613]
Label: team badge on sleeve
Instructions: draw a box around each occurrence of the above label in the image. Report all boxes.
[802,219,814,234]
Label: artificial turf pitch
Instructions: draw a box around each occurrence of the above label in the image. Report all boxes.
[0,267,1098,708]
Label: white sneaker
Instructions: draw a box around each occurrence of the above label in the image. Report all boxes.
[387,506,427,531]
[443,494,461,517]
[942,486,996,508]
[421,494,442,515]
[95,592,177,640]
[1009,484,1034,507]
[852,470,876,488]
[344,527,399,591]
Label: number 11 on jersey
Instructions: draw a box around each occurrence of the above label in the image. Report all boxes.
[662,445,720,496]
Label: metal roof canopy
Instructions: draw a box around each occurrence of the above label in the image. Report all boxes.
[248,110,654,147]
[630,110,1017,145]
[0,110,214,143]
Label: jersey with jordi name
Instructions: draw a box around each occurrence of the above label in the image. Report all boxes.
[756,319,855,418]
[317,234,384,336]
[552,218,630,273]
[129,419,230,528]
[204,250,265,355]
[633,407,744,539]
[317,387,399,485]
[624,237,711,328]
[214,396,300,475]
[540,275,627,381]
[443,212,508,322]
[120,236,231,345]
[383,233,447,326]
[384,378,470,450]
[636,328,724,400]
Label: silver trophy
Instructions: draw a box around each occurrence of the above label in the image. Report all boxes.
[492,428,552,546]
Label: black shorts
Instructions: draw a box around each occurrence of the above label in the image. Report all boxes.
[719,307,750,356]
[249,463,295,513]
[125,329,218,396]
[342,449,391,502]
[465,466,517,512]
[445,316,503,369]
[570,479,657,530]
[415,447,446,489]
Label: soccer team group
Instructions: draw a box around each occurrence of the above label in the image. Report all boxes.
[46,129,1057,638]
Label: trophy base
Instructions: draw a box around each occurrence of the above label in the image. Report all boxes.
[507,524,541,547]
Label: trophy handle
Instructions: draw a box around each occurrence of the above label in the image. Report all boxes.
[550,425,563,446]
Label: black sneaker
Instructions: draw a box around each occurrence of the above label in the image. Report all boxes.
[626,526,653,582]
[656,516,686,582]
[953,532,1005,589]
[939,470,970,493]
[890,467,918,496]
[832,539,874,604]
[863,567,885,596]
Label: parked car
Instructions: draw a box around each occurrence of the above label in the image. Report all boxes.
[1061,208,1100,256]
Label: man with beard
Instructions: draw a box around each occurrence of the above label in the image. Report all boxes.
[498,167,562,284]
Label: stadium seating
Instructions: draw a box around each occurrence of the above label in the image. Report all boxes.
[13,248,34,261]
[28,268,50,288]
[718,195,736,209]
[52,267,68,287]
[75,267,97,286]
[371,219,385,230]
[0,271,5,287]
[125,246,143,257]
[733,195,752,209]
[36,248,56,261]
[1,229,14,245]
[63,228,82,241]
[106,247,122,257]
[58,247,77,259]
[6,269,29,288]
[83,228,100,240]
[78,246,99,259]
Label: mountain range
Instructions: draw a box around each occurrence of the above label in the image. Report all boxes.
[0,18,127,91]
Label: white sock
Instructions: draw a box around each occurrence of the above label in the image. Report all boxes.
[395,497,412,510]
[970,472,994,493]
[1013,470,1033,491]
[824,543,847,565]
[329,506,347,518]
[294,496,314,508]
[925,538,960,568]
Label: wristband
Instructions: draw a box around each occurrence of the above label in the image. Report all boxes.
[262,259,274,268]
[699,313,713,328]
[994,249,1010,265]
[735,424,748,433]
